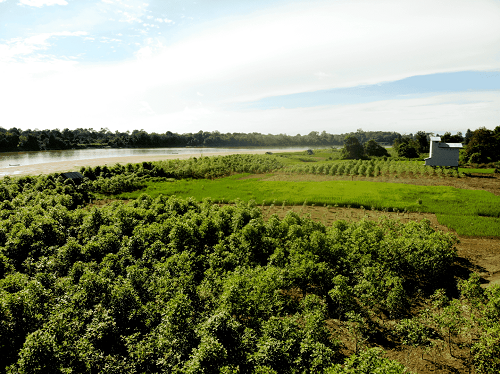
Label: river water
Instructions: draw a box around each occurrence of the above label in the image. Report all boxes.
[0,147,307,175]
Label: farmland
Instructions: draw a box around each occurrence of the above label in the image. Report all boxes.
[1,151,499,373]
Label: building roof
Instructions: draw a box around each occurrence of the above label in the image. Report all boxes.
[438,143,463,148]
[61,172,84,180]
[430,136,462,148]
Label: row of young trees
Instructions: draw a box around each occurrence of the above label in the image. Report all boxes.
[0,127,401,152]
[288,159,463,179]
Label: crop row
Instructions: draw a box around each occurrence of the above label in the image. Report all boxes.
[286,159,464,178]
[79,154,285,181]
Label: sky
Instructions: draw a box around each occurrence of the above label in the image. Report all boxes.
[1,0,499,136]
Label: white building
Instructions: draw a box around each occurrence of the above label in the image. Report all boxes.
[424,137,462,167]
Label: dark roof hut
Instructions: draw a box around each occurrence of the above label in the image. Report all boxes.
[60,172,84,184]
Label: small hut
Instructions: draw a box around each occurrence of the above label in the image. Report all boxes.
[60,172,84,184]
[424,137,462,167]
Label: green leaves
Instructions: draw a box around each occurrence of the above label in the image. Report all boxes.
[0,190,465,373]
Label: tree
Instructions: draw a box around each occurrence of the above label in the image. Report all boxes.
[325,347,408,373]
[464,129,473,145]
[363,139,389,157]
[414,131,429,153]
[463,127,500,164]
[341,136,365,159]
[441,131,464,143]
[396,143,419,158]
[393,137,419,158]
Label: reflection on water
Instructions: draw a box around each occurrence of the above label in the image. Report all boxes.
[0,147,306,170]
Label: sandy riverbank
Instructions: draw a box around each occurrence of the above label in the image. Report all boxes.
[0,149,282,177]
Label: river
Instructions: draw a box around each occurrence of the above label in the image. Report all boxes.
[0,147,308,176]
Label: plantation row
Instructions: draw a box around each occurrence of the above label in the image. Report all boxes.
[0,178,463,373]
[80,154,285,181]
[286,159,464,178]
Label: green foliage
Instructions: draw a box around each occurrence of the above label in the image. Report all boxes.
[0,188,463,373]
[326,348,412,373]
[414,131,429,153]
[0,126,402,151]
[393,136,420,159]
[463,126,500,164]
[1,161,498,373]
[364,139,390,157]
[118,174,500,237]
[341,136,365,159]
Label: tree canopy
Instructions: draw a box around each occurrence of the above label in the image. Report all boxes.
[363,139,389,158]
[462,126,500,164]
[341,136,365,159]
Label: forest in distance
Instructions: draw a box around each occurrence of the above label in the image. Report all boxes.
[0,126,470,152]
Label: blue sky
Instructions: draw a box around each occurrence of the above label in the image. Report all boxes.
[1,0,499,136]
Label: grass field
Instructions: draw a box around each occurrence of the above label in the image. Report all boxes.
[459,168,497,174]
[116,174,500,236]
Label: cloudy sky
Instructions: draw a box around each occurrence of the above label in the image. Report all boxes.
[1,0,499,136]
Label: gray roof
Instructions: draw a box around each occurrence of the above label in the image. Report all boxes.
[61,172,84,179]
[438,143,463,148]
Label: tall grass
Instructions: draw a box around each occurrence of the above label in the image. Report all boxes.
[117,175,500,236]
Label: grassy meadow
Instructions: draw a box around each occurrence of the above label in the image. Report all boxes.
[116,172,500,237]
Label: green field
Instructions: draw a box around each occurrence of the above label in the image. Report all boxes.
[459,168,496,174]
[117,174,500,236]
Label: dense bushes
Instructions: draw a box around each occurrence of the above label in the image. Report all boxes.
[0,180,463,373]
[1,158,498,372]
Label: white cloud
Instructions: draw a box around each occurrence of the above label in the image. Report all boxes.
[137,92,500,135]
[0,31,87,62]
[122,0,500,106]
[139,101,155,115]
[1,0,500,135]
[19,0,68,6]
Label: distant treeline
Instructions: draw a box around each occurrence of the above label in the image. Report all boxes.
[0,127,402,152]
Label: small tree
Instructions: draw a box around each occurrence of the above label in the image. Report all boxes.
[414,131,429,153]
[364,139,389,157]
[397,143,419,158]
[341,136,365,159]
[463,127,500,164]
